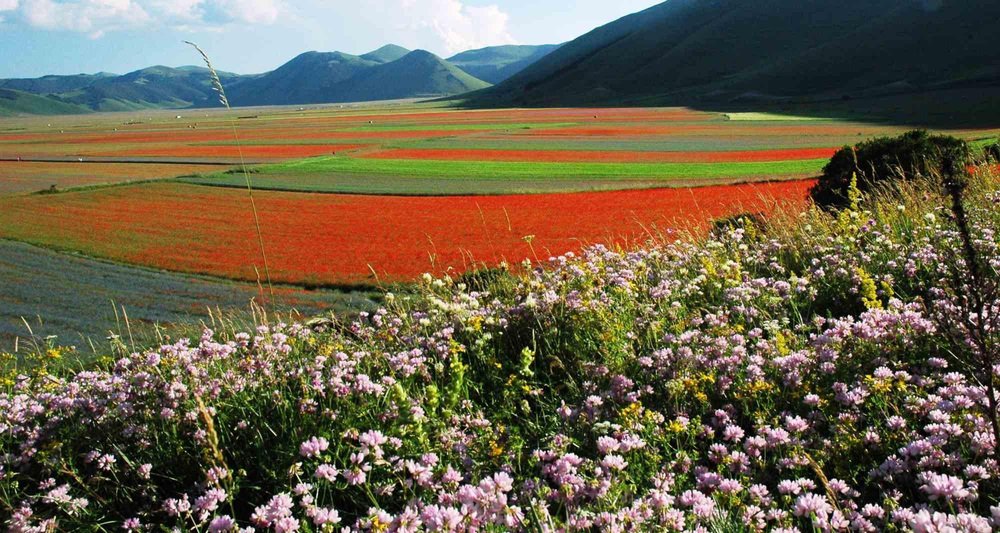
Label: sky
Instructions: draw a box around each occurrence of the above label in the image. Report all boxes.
[0,0,663,78]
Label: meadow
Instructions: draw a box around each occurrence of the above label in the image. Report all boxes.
[0,239,375,352]
[3,169,998,531]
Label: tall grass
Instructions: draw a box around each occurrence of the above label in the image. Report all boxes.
[185,41,274,306]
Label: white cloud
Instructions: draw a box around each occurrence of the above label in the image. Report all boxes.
[3,0,283,35]
[376,0,516,55]
[20,0,150,34]
[215,0,280,24]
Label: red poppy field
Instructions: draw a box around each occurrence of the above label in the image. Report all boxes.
[2,102,998,288]
[0,180,812,285]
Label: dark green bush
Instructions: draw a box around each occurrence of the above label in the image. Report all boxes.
[985,141,1000,162]
[810,130,970,209]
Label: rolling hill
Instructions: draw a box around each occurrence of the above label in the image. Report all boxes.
[361,44,412,64]
[0,73,116,95]
[226,51,381,106]
[447,44,560,84]
[0,89,90,116]
[325,50,491,102]
[472,0,1000,106]
[59,66,243,111]
[0,40,566,114]
[227,49,489,106]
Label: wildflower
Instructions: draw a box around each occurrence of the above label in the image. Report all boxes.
[794,493,833,519]
[299,436,329,458]
[209,516,236,532]
[919,473,971,502]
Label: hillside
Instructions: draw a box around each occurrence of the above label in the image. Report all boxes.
[0,88,90,116]
[0,43,510,113]
[326,50,490,102]
[448,44,560,84]
[360,44,411,64]
[59,66,242,111]
[226,52,380,106]
[472,0,1000,106]
[0,73,115,94]
[0,66,240,113]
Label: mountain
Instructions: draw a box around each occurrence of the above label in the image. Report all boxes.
[325,50,490,102]
[226,52,379,106]
[0,89,90,116]
[0,66,240,113]
[448,44,560,84]
[473,0,1000,106]
[361,44,411,64]
[228,49,488,106]
[0,73,116,95]
[0,44,495,113]
[59,66,242,111]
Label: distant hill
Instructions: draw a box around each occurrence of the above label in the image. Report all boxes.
[226,52,380,106]
[0,66,239,113]
[228,49,488,106]
[448,44,560,84]
[0,43,519,114]
[0,73,115,95]
[326,50,490,102]
[472,0,1000,106]
[361,44,411,64]
[60,66,242,111]
[0,89,90,116]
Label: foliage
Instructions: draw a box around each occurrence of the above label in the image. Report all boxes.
[810,130,971,209]
[985,141,1000,162]
[3,172,1000,531]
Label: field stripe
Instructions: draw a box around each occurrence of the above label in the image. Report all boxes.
[0,181,813,286]
[361,147,838,163]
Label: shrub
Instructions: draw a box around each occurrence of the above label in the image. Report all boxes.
[985,141,1000,162]
[811,130,969,209]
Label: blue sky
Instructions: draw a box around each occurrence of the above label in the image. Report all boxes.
[0,0,662,78]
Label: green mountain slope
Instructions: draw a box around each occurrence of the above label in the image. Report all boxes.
[0,44,494,113]
[59,66,241,111]
[0,89,90,116]
[0,73,115,95]
[326,50,490,103]
[448,44,560,84]
[226,52,379,106]
[474,0,1000,106]
[361,44,411,64]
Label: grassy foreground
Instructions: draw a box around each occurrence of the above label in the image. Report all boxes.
[2,172,1000,531]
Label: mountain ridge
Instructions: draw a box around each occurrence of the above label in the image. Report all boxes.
[0,42,556,114]
[470,0,1000,106]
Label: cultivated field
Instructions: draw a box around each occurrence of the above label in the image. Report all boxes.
[2,102,998,346]
[0,180,810,286]
[0,239,375,351]
[0,161,221,194]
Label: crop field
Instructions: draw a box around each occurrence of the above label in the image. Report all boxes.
[0,179,812,285]
[1,101,998,345]
[0,239,374,352]
[3,104,996,191]
[0,161,221,194]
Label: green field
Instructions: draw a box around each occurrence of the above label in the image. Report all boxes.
[182,156,825,195]
[0,239,375,353]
